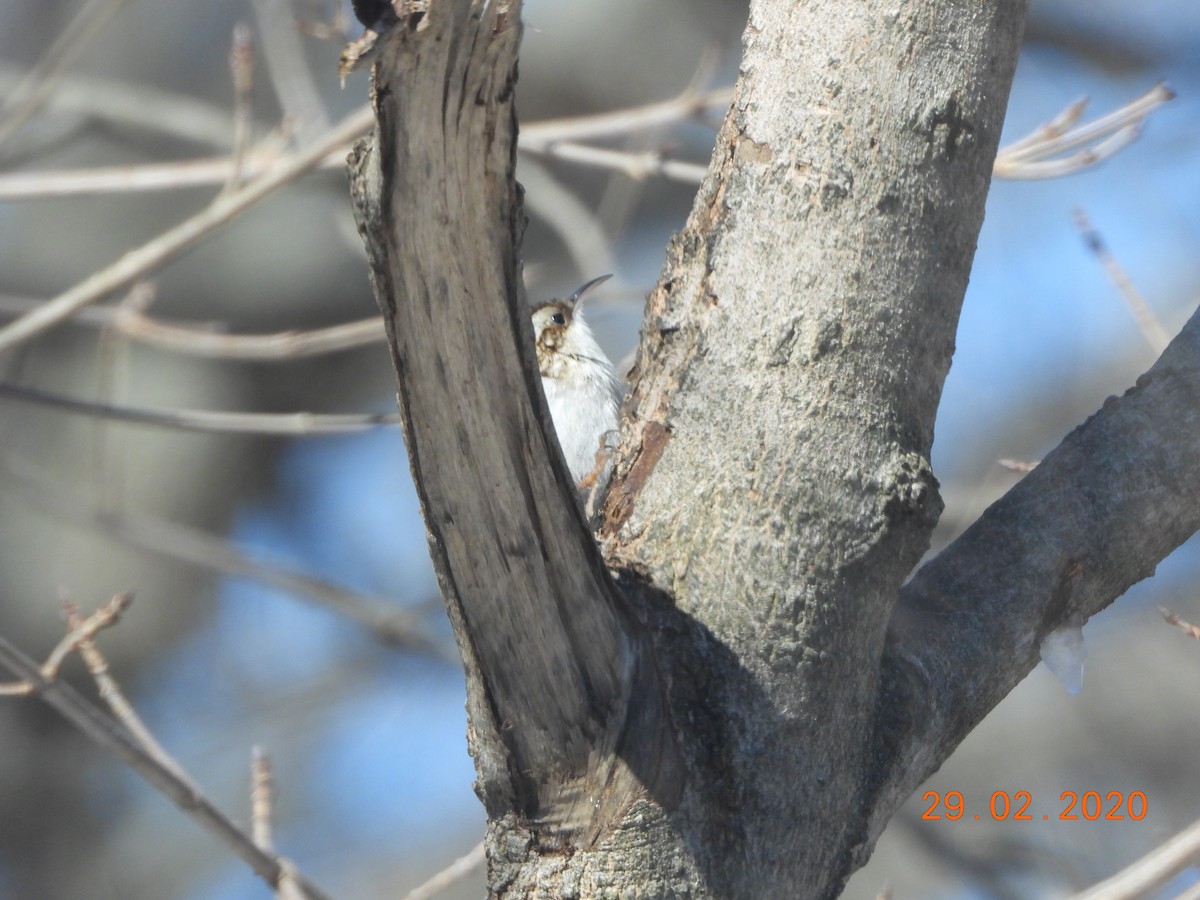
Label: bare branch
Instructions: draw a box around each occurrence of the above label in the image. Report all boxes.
[994,84,1174,180]
[0,381,399,435]
[0,631,333,900]
[868,303,1200,849]
[400,840,486,900]
[113,303,386,359]
[1073,207,1171,353]
[1159,607,1200,641]
[0,139,329,200]
[46,593,131,676]
[248,746,308,900]
[0,291,386,359]
[59,594,200,789]
[226,22,258,192]
[521,140,709,184]
[0,0,136,149]
[0,594,132,695]
[1,454,445,652]
[0,105,374,353]
[516,81,728,187]
[0,65,248,149]
[518,86,734,150]
[251,746,275,854]
[1070,815,1200,900]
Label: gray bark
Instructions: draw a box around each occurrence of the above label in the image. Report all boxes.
[348,0,1200,897]
[347,1,676,842]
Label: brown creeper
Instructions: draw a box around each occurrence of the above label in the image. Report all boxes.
[531,274,622,492]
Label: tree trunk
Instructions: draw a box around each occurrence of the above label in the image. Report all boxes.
[348,0,1200,896]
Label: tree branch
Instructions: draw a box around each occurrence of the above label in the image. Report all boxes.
[596,0,1028,893]
[0,631,332,900]
[348,0,677,838]
[0,106,374,353]
[0,381,398,435]
[866,303,1200,848]
[1,452,441,651]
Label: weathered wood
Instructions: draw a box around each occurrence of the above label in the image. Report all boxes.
[348,0,677,842]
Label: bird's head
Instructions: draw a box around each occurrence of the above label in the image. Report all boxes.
[531,274,613,379]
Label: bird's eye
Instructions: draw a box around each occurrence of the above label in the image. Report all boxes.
[550,311,566,326]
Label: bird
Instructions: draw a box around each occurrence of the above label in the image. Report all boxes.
[531,274,622,494]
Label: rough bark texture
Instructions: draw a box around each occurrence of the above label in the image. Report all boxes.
[348,0,678,845]
[595,0,1028,894]
[348,0,1200,897]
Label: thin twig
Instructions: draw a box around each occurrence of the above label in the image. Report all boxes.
[1070,816,1200,900]
[0,0,136,149]
[60,593,201,789]
[998,458,1039,474]
[42,592,132,679]
[0,293,137,326]
[0,293,388,359]
[227,23,257,193]
[996,97,1089,159]
[0,594,132,696]
[519,85,734,149]
[1002,85,1173,164]
[0,631,334,900]
[0,454,447,653]
[0,381,399,435]
[0,105,375,353]
[253,0,332,142]
[0,680,35,698]
[522,140,710,184]
[251,746,276,853]
[511,79,728,188]
[400,840,486,900]
[115,307,387,359]
[249,746,307,900]
[0,145,313,200]
[0,65,247,150]
[996,128,1143,180]
[0,85,733,201]
[1159,607,1200,640]
[994,84,1174,180]
[1072,208,1171,353]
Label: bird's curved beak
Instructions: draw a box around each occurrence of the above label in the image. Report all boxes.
[568,273,614,312]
